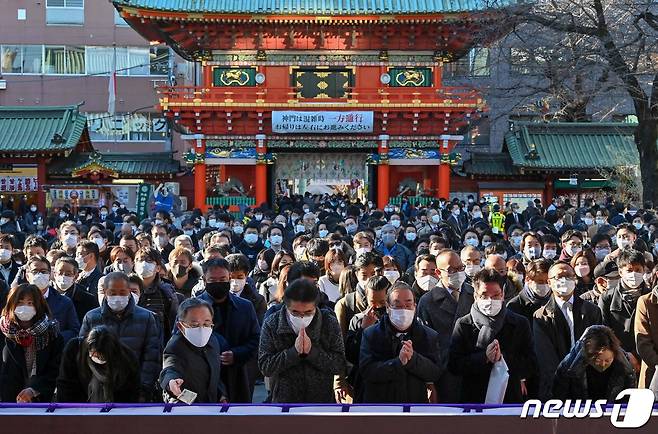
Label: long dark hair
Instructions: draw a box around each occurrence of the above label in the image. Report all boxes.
[78,326,138,387]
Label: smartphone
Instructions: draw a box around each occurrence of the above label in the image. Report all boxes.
[177,389,198,405]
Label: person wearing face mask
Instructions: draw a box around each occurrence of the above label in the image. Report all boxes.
[504,204,526,234]
[376,224,415,271]
[167,247,201,300]
[581,261,620,305]
[590,233,613,264]
[598,249,649,371]
[540,234,560,261]
[520,232,543,266]
[533,262,603,400]
[552,325,635,400]
[197,258,260,403]
[0,234,20,289]
[559,230,584,262]
[417,250,474,402]
[352,232,374,260]
[449,268,536,403]
[401,224,419,250]
[358,282,442,403]
[381,255,402,285]
[75,241,102,297]
[134,247,179,342]
[259,278,345,403]
[25,255,79,343]
[0,284,63,403]
[151,223,174,261]
[159,299,228,403]
[80,272,161,402]
[263,225,288,257]
[507,259,552,333]
[53,257,97,324]
[236,222,264,270]
[249,249,275,290]
[334,252,384,337]
[56,325,140,403]
[23,203,44,234]
[571,251,596,297]
[460,246,482,286]
[318,250,347,304]
[58,221,80,256]
[410,254,439,301]
[226,253,266,325]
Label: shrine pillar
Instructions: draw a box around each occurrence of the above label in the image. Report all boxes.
[255,134,268,207]
[37,158,47,212]
[377,135,390,209]
[437,136,453,200]
[193,136,207,210]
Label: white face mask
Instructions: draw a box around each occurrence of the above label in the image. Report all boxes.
[476,298,503,317]
[575,265,590,278]
[354,247,371,256]
[543,249,557,260]
[595,247,611,261]
[63,234,78,248]
[431,214,441,224]
[270,234,283,246]
[135,261,156,279]
[106,295,130,312]
[524,246,541,260]
[287,309,315,334]
[465,237,479,247]
[528,282,551,297]
[388,308,415,331]
[244,233,259,244]
[92,237,105,249]
[0,249,11,262]
[416,274,438,292]
[383,270,400,284]
[14,305,36,322]
[622,271,644,289]
[448,271,467,290]
[55,275,75,292]
[617,237,631,249]
[230,278,246,293]
[90,354,107,365]
[30,272,51,291]
[564,245,582,257]
[182,325,213,348]
[465,264,481,277]
[552,277,576,296]
[131,292,140,305]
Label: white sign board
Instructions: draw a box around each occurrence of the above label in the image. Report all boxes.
[272,111,373,134]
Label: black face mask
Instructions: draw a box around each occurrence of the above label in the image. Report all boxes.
[205,281,230,300]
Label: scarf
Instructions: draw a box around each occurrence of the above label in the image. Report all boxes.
[0,315,58,350]
[470,302,506,349]
[522,284,550,305]
[620,284,644,305]
[87,361,114,403]
[0,315,59,378]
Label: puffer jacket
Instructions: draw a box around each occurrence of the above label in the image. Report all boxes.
[552,336,636,401]
[258,307,346,403]
[79,297,162,393]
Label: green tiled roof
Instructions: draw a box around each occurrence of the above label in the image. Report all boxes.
[463,151,517,176]
[113,0,516,14]
[505,122,640,170]
[0,105,88,153]
[49,152,180,177]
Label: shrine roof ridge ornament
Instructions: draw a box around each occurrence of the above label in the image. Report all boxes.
[113,0,519,16]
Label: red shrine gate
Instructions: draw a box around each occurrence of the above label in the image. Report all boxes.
[112,0,515,210]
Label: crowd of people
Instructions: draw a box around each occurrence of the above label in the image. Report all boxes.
[1,193,658,404]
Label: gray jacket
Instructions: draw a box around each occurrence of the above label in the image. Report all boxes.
[258,306,346,403]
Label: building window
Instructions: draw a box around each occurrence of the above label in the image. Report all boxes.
[87,112,169,142]
[46,0,84,25]
[1,44,168,76]
[444,47,490,79]
[1,45,42,74]
[44,46,85,75]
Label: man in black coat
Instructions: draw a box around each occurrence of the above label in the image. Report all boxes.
[449,268,537,403]
[197,258,260,403]
[417,250,473,402]
[53,257,98,323]
[160,298,228,403]
[506,259,552,330]
[598,249,649,371]
[359,282,442,403]
[533,261,603,400]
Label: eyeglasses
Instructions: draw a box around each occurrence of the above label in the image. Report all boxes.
[181,322,214,329]
[438,265,466,274]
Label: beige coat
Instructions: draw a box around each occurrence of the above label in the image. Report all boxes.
[634,292,658,388]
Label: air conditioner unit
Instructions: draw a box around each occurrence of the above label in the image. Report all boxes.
[0,80,7,90]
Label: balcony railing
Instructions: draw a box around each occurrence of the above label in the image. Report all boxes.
[158,85,482,108]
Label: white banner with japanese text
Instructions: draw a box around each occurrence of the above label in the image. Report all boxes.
[272,111,373,134]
